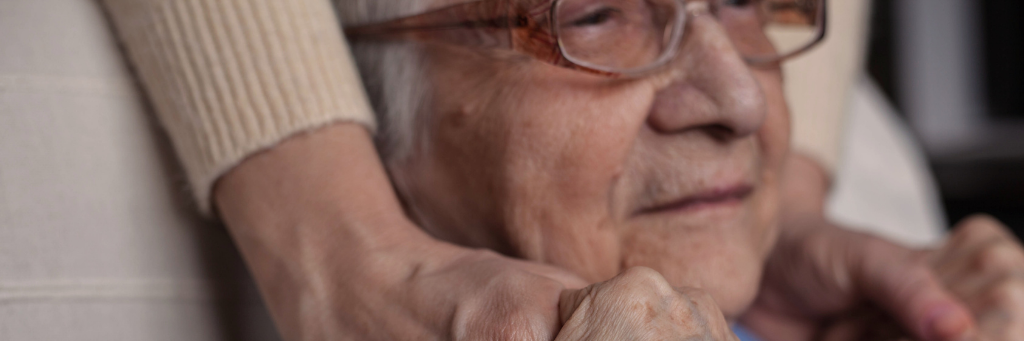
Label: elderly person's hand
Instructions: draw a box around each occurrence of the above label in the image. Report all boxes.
[743,155,1023,341]
[930,215,1024,340]
[743,222,980,341]
[557,267,738,341]
[765,216,1024,341]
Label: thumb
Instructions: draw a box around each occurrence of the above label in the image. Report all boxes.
[857,245,976,341]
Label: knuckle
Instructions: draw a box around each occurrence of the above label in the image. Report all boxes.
[956,215,1008,240]
[489,324,544,341]
[619,266,673,294]
[974,242,1024,272]
[988,278,1024,307]
[964,214,1002,227]
[621,266,664,282]
[486,304,555,341]
[898,262,936,288]
[453,305,548,341]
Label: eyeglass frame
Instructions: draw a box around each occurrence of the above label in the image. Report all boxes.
[343,0,829,78]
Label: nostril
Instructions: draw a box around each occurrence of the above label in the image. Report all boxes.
[702,124,736,142]
[646,83,766,140]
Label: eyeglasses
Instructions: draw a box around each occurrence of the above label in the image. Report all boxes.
[344,0,827,78]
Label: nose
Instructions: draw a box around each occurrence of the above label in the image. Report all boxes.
[646,6,767,140]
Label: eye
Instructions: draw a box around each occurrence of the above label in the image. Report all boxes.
[722,0,756,8]
[571,7,622,27]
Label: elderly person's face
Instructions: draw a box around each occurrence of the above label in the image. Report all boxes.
[390,0,791,317]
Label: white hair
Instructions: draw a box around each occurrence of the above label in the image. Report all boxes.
[334,0,431,162]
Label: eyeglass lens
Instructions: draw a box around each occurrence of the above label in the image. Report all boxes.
[553,0,824,73]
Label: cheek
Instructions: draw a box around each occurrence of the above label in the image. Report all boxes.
[754,69,791,170]
[620,224,765,318]
[751,68,789,255]
[424,48,658,280]
[619,68,789,316]
[507,90,642,205]
[498,76,654,280]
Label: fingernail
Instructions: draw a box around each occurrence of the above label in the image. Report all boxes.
[924,305,972,341]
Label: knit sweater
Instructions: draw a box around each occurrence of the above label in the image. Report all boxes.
[102,0,375,214]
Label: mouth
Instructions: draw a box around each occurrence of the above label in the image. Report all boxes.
[635,184,754,216]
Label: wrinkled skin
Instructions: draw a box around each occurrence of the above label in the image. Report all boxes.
[807,216,1024,341]
[743,211,1024,341]
[558,267,738,341]
[379,0,1024,339]
[213,0,1024,340]
[391,2,789,320]
[934,216,1024,340]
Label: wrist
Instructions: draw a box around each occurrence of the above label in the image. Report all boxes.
[214,123,439,253]
[213,123,449,339]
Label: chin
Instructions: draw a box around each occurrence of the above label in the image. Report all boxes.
[676,249,765,318]
[627,237,766,318]
[620,200,772,318]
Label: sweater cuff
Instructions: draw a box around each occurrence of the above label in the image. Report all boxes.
[104,0,376,215]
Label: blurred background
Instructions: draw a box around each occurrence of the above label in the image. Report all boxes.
[866,0,1024,238]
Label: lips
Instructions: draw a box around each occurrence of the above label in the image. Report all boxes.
[635,183,754,216]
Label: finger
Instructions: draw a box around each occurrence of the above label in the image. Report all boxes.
[674,287,740,341]
[945,271,1024,306]
[558,268,739,341]
[934,238,1024,284]
[818,308,906,341]
[855,240,977,341]
[959,273,1024,340]
[934,237,1024,287]
[559,267,676,325]
[935,215,1019,268]
[976,310,1024,341]
[933,215,1022,279]
[558,286,594,325]
[526,264,590,289]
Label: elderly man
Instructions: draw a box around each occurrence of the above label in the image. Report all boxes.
[215,0,1024,340]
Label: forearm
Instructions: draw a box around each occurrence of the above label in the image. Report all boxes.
[214,123,449,340]
[215,123,416,250]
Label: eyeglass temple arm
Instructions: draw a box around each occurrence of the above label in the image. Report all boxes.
[746,0,829,66]
[344,1,529,41]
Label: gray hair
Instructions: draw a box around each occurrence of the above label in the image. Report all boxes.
[334,0,431,162]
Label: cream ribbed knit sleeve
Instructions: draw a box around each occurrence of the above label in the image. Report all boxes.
[102,0,376,214]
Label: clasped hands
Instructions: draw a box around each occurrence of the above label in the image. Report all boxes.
[216,130,1023,340]
[358,215,1023,341]
[561,215,1024,341]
